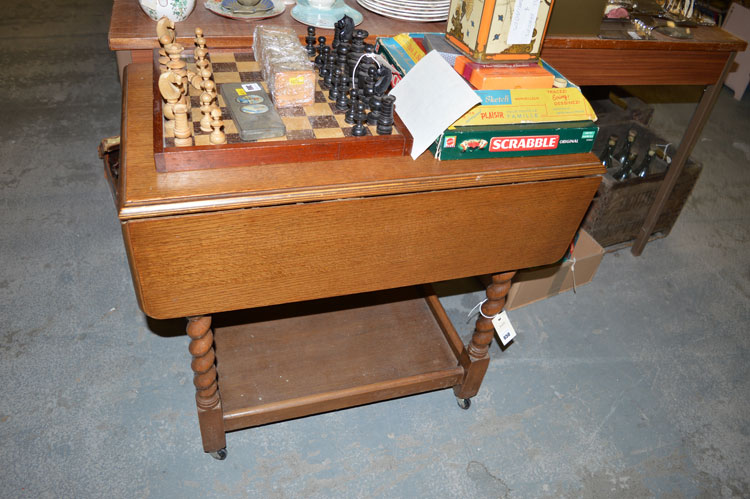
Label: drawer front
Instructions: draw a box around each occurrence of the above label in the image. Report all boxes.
[123,177,600,318]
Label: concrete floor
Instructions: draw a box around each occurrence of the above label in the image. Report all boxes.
[1,1,749,497]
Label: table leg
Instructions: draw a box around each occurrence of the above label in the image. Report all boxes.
[454,271,517,400]
[186,315,226,454]
[631,52,737,256]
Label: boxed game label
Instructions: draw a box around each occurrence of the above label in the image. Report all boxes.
[452,59,597,126]
[376,37,596,126]
[454,87,597,126]
[430,121,598,160]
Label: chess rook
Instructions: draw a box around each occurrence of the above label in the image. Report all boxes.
[377,95,395,135]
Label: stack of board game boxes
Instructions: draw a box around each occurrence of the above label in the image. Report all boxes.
[376,0,599,161]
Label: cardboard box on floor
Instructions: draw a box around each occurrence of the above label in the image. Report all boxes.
[505,229,604,310]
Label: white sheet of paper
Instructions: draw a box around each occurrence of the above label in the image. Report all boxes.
[507,0,542,45]
[389,51,480,160]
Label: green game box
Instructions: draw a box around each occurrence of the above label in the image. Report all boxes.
[430,121,598,161]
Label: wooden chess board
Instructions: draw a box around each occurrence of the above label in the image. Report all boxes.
[153,49,411,172]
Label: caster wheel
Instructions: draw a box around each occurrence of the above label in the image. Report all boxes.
[209,448,228,460]
[456,397,471,410]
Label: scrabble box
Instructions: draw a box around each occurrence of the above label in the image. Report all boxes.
[430,120,598,160]
[445,0,555,61]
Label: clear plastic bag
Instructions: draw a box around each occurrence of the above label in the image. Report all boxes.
[253,26,315,107]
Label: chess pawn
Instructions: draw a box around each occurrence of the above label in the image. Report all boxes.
[173,103,193,147]
[351,101,367,136]
[195,27,207,51]
[337,44,349,69]
[165,43,189,103]
[166,43,187,76]
[322,54,336,90]
[329,68,342,101]
[344,93,358,124]
[305,27,317,57]
[335,85,350,111]
[209,108,226,145]
[203,79,217,104]
[194,46,209,73]
[319,47,331,78]
[199,92,214,133]
[315,37,327,68]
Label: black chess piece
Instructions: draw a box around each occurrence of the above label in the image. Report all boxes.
[338,15,355,44]
[332,20,342,50]
[337,44,349,70]
[335,86,350,111]
[315,40,328,69]
[364,67,377,104]
[352,29,367,51]
[367,95,381,126]
[329,68,342,101]
[373,65,392,95]
[377,95,395,135]
[351,101,367,136]
[321,52,336,89]
[345,93,358,124]
[305,27,317,57]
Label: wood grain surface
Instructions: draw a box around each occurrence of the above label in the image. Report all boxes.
[123,175,600,318]
[109,0,745,53]
[120,63,604,219]
[213,287,463,429]
[540,47,733,86]
[109,0,446,50]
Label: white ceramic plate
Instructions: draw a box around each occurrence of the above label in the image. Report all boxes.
[355,0,448,20]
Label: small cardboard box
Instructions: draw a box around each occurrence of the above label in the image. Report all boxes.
[505,229,604,310]
[446,0,555,61]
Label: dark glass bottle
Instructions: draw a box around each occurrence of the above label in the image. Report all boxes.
[633,147,655,178]
[616,129,637,165]
[599,135,618,168]
[613,151,637,181]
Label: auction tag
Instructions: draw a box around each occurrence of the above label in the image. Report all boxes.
[507,0,542,46]
[492,311,517,346]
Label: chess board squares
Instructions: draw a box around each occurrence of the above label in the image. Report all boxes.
[281,116,312,132]
[207,52,237,64]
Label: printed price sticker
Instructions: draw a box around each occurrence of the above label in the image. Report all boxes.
[507,0,542,46]
[492,311,517,346]
[241,83,261,92]
[235,88,247,96]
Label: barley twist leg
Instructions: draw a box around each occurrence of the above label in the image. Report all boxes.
[454,271,516,401]
[186,316,226,454]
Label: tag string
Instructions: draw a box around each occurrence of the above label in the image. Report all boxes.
[351,53,381,89]
[570,256,577,294]
[467,298,502,321]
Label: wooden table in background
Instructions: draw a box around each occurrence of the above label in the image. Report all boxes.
[111,62,602,457]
